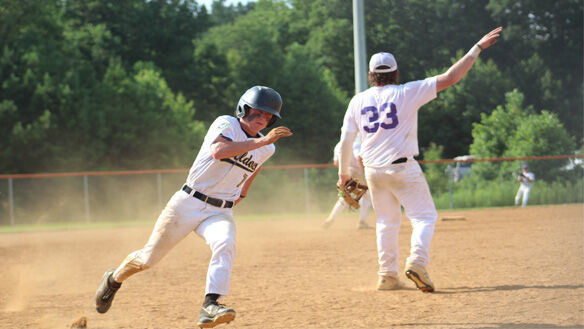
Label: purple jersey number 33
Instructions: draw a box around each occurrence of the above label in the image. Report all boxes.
[361,102,399,133]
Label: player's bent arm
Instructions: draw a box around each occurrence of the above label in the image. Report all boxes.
[211,136,267,159]
[436,26,503,93]
[211,127,292,160]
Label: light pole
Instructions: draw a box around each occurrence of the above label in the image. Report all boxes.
[353,0,367,93]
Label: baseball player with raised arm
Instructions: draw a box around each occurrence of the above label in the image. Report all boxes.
[94,86,292,328]
[322,137,373,229]
[515,164,535,207]
[338,27,503,292]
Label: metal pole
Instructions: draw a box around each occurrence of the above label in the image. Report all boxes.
[449,167,454,209]
[157,173,163,210]
[83,175,90,223]
[8,178,14,226]
[304,168,310,214]
[353,0,367,93]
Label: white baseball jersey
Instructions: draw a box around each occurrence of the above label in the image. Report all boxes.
[519,172,535,188]
[186,115,275,200]
[112,115,277,297]
[341,77,437,167]
[339,77,439,278]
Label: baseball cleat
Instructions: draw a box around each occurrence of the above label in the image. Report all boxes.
[405,263,435,293]
[197,302,236,328]
[377,275,403,290]
[94,269,121,313]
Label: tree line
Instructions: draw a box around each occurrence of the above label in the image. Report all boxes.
[1,0,581,182]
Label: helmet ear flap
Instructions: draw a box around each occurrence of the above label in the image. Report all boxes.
[267,116,278,127]
[235,102,250,119]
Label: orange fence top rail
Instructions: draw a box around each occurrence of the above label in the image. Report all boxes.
[0,154,581,179]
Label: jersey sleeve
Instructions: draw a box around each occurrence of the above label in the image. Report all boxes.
[403,76,437,110]
[333,142,341,162]
[341,98,360,134]
[206,116,237,143]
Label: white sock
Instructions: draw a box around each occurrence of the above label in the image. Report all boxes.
[326,199,346,222]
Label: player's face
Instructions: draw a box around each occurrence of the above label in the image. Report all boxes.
[244,108,273,131]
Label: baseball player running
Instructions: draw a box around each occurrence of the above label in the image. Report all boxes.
[515,165,535,206]
[322,137,373,229]
[94,86,292,328]
[338,27,503,292]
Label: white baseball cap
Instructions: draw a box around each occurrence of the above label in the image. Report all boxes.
[369,52,398,73]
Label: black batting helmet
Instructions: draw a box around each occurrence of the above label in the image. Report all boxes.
[235,86,282,127]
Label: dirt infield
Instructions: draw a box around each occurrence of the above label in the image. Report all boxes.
[0,204,582,329]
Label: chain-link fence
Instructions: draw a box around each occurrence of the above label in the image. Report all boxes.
[1,156,582,226]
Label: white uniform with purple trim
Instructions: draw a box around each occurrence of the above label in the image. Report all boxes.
[112,115,274,296]
[515,171,535,207]
[340,77,438,278]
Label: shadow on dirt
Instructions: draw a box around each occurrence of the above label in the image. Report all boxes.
[391,323,581,328]
[435,284,583,294]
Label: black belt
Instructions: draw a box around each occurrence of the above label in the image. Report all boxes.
[392,157,408,164]
[182,185,234,208]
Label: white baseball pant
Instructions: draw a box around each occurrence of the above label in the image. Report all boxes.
[515,185,532,207]
[112,190,236,296]
[365,160,437,278]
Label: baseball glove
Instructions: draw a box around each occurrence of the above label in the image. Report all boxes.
[337,178,368,209]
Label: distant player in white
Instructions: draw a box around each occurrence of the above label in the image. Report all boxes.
[338,27,503,292]
[94,86,292,328]
[322,137,373,229]
[515,165,535,207]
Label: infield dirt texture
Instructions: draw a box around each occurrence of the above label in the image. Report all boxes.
[1,204,582,329]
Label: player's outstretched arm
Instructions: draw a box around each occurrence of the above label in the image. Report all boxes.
[436,27,503,92]
[211,126,293,159]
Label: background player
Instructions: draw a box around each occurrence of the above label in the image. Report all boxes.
[337,27,503,292]
[93,86,292,328]
[322,137,373,229]
[515,164,535,207]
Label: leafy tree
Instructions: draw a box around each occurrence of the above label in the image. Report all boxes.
[63,0,210,94]
[503,111,575,181]
[193,1,347,163]
[78,60,206,170]
[420,54,513,158]
[292,0,354,94]
[470,89,574,182]
[207,0,255,25]
[274,43,346,163]
[486,0,583,142]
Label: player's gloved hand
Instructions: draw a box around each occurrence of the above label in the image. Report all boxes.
[263,126,293,145]
[337,178,368,209]
[337,174,351,189]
